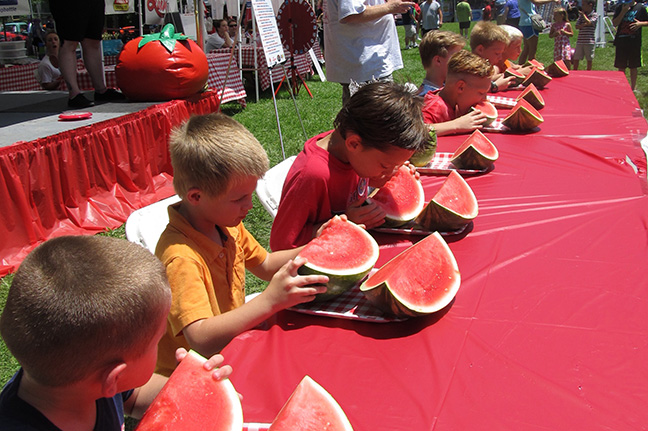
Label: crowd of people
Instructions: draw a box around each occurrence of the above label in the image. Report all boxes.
[1,0,647,429]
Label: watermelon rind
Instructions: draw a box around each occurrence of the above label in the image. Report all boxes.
[504,67,525,86]
[450,129,499,170]
[523,59,545,70]
[409,128,438,167]
[360,232,461,317]
[471,101,498,127]
[415,171,478,231]
[136,350,243,431]
[369,166,426,228]
[298,220,379,301]
[501,99,544,130]
[546,59,569,77]
[516,83,545,110]
[268,376,354,431]
[521,67,552,89]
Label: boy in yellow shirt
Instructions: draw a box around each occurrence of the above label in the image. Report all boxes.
[155,113,328,376]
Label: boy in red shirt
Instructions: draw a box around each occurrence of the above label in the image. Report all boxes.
[422,50,493,136]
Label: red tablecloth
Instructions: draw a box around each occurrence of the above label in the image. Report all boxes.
[214,44,313,91]
[221,71,648,431]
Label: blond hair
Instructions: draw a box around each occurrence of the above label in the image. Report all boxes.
[470,21,510,50]
[169,113,269,198]
[500,24,523,42]
[419,30,466,69]
[0,236,171,387]
[447,49,494,81]
[553,7,568,22]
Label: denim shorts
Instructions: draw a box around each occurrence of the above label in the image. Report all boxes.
[520,25,539,39]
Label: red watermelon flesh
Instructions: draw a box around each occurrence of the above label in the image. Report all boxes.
[471,100,498,126]
[524,59,545,70]
[268,376,354,431]
[521,67,552,89]
[135,350,243,431]
[516,83,545,110]
[298,218,379,300]
[415,171,478,231]
[369,165,425,227]
[450,129,499,170]
[546,59,569,77]
[360,232,461,317]
[502,98,544,130]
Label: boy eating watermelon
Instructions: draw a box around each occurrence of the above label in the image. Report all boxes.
[0,235,232,430]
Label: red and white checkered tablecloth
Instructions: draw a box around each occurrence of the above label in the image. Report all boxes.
[0,63,41,91]
[206,53,247,106]
[214,44,313,91]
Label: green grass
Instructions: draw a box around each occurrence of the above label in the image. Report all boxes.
[1,21,647,391]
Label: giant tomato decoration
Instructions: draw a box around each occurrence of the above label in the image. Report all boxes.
[115,24,209,101]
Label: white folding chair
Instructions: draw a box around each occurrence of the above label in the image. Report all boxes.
[125,194,181,254]
[255,155,296,218]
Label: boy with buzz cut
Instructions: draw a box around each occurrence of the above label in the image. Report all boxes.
[470,20,516,91]
[422,49,493,136]
[0,235,232,430]
[417,30,466,96]
[155,113,328,377]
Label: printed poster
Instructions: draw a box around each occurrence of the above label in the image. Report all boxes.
[250,0,285,67]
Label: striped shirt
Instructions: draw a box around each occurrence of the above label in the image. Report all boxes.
[576,11,598,44]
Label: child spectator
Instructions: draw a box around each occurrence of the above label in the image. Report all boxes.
[402,4,419,49]
[155,113,328,376]
[572,0,598,70]
[470,21,516,91]
[418,30,466,96]
[456,0,472,37]
[498,24,533,74]
[483,0,493,20]
[270,81,428,251]
[612,0,648,92]
[549,7,573,69]
[422,49,493,136]
[0,235,232,430]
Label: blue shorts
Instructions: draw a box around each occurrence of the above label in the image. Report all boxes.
[520,25,539,39]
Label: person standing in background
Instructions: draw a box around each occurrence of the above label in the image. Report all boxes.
[518,0,560,64]
[572,0,598,71]
[504,0,521,27]
[456,0,472,36]
[402,4,419,49]
[612,0,648,92]
[420,0,443,35]
[324,0,414,104]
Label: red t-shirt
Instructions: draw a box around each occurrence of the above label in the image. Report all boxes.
[269,131,368,251]
[421,90,456,124]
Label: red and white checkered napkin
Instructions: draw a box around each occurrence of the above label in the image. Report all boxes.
[289,284,406,323]
[243,424,270,431]
[487,94,518,108]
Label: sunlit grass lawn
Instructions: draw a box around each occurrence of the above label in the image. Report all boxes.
[1,20,646,388]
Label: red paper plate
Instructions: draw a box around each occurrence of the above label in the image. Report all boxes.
[58,111,93,121]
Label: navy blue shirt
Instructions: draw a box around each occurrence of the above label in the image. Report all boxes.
[0,369,133,431]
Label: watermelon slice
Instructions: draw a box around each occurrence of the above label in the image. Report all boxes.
[369,165,425,227]
[523,59,545,70]
[471,100,498,126]
[504,67,525,86]
[268,376,354,431]
[521,67,552,89]
[409,129,437,167]
[516,83,545,110]
[298,218,379,300]
[415,171,478,231]
[501,98,544,130]
[450,130,499,171]
[135,350,243,431]
[546,59,569,77]
[360,232,461,317]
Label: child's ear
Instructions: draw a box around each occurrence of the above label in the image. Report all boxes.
[474,45,485,57]
[456,79,466,94]
[345,133,364,153]
[186,188,201,205]
[101,362,127,398]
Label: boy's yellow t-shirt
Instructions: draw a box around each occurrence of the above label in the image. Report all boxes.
[154,202,268,376]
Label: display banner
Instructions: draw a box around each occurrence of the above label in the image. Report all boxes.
[0,0,30,18]
[106,0,135,14]
[145,0,180,25]
[250,0,284,67]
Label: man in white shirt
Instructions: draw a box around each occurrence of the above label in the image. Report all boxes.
[324,0,414,104]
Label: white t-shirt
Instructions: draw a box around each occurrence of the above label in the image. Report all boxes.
[37,55,61,84]
[205,32,226,52]
[323,0,403,84]
[421,0,441,30]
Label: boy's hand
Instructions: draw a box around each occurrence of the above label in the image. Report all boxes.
[454,110,487,133]
[403,161,420,180]
[346,199,386,229]
[264,257,329,309]
[315,214,349,237]
[175,348,233,381]
[494,75,516,90]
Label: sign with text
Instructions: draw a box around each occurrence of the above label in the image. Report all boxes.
[251,0,285,68]
[0,0,29,17]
